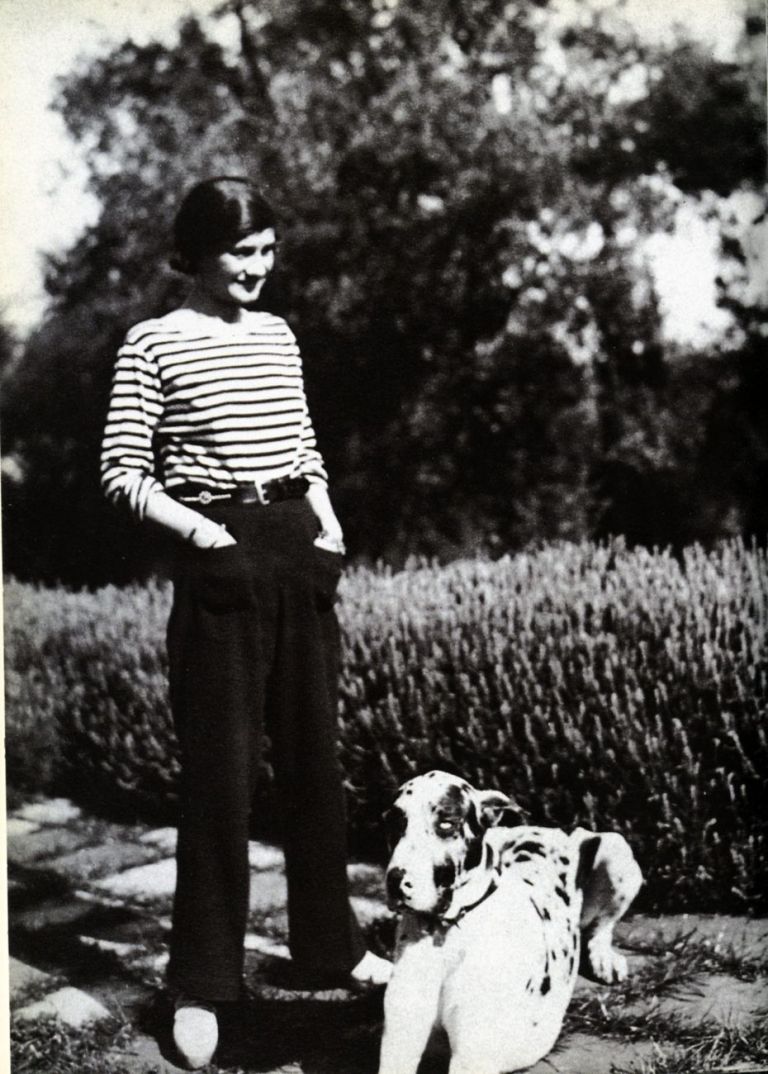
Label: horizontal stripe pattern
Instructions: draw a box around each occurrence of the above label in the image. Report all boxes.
[101,309,327,518]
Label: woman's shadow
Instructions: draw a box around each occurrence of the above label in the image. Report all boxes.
[145,954,386,1074]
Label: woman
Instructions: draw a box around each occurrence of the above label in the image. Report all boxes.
[101,177,390,1069]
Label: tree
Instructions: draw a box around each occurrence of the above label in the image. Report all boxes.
[2,0,765,583]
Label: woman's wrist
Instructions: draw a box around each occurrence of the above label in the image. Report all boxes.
[187,517,235,548]
[315,524,345,554]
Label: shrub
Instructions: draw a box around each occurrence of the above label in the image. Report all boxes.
[4,578,176,817]
[4,538,767,911]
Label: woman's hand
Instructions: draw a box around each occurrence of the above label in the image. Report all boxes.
[305,484,345,554]
[143,490,237,548]
[314,527,345,554]
[188,517,237,549]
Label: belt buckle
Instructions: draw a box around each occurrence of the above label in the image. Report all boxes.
[256,480,271,506]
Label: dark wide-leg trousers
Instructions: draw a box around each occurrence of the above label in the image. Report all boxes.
[165,498,365,1002]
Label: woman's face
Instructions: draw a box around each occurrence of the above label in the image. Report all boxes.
[194,228,277,309]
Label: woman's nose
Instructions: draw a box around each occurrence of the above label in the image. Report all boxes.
[242,254,270,276]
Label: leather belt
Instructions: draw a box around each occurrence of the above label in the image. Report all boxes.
[173,476,309,507]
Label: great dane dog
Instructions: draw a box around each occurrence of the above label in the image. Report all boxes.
[378,771,642,1074]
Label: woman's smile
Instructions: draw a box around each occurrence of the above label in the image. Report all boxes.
[192,227,277,314]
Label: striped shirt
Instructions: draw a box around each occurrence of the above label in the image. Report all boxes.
[101,308,328,517]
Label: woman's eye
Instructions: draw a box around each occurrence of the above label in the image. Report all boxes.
[436,820,456,834]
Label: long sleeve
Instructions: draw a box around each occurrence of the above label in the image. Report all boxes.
[297,401,329,488]
[101,339,165,518]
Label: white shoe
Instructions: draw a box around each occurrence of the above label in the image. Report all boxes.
[173,1003,218,1069]
[350,950,393,986]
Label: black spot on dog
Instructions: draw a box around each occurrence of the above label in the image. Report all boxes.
[433,860,456,890]
[465,801,483,837]
[523,877,534,886]
[514,841,547,857]
[464,834,484,872]
[551,949,558,961]
[515,853,531,862]
[530,899,551,922]
[386,867,406,903]
[525,978,534,993]
[555,886,571,906]
[558,872,567,887]
[540,975,551,995]
[434,784,468,820]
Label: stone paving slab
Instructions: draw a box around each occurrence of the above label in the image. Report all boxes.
[624,972,768,1029]
[48,840,162,881]
[6,818,40,838]
[14,985,112,1028]
[13,799,82,825]
[348,862,382,883]
[351,895,390,925]
[93,857,178,900]
[250,870,288,911]
[7,825,95,865]
[244,934,291,959]
[618,914,768,959]
[529,1032,663,1073]
[8,957,54,1003]
[12,894,102,932]
[140,827,178,851]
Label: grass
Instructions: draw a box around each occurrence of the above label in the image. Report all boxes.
[566,927,768,1035]
[10,1016,140,1074]
[615,1022,768,1073]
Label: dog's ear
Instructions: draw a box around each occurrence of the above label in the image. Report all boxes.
[572,828,602,890]
[382,806,407,850]
[476,790,526,829]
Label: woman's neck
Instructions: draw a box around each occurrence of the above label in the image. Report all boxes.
[181,287,250,324]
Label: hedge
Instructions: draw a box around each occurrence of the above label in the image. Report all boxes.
[4,538,767,912]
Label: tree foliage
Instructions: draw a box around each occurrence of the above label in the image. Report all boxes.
[2,0,765,583]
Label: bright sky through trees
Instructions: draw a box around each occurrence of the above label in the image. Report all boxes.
[0,0,748,340]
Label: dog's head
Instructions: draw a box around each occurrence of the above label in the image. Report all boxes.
[384,770,524,918]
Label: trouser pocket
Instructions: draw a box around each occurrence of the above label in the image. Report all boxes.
[312,545,344,611]
[188,543,257,612]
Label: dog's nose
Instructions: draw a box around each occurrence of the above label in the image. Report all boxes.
[386,867,409,904]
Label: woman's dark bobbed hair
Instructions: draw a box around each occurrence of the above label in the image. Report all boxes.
[171,177,277,274]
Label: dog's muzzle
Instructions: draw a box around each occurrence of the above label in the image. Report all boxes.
[386,867,408,909]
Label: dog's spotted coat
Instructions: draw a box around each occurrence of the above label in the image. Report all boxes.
[379,771,642,1074]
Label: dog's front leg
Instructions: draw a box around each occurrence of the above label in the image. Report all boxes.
[378,932,444,1074]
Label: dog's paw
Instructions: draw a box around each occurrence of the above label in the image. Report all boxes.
[582,937,628,984]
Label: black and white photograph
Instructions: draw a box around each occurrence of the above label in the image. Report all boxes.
[2,1,766,1072]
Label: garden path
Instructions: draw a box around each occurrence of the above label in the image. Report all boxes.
[7,798,768,1073]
